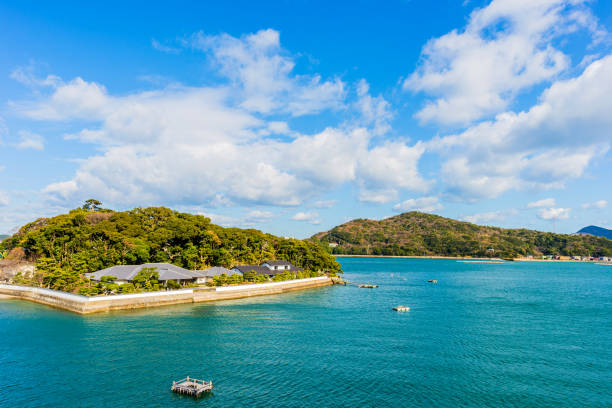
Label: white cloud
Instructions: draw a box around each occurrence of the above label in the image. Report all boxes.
[312,200,337,209]
[16,130,44,150]
[13,29,427,210]
[393,196,442,213]
[462,208,519,224]
[245,210,275,223]
[190,29,345,116]
[354,79,393,136]
[198,212,239,227]
[291,211,321,224]
[404,0,606,125]
[151,39,181,54]
[582,200,607,209]
[527,198,555,208]
[431,55,612,201]
[537,207,570,220]
[356,141,428,203]
[0,191,8,206]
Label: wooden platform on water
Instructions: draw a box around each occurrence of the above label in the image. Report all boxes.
[171,377,213,398]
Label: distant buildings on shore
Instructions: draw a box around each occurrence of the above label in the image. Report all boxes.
[524,255,611,262]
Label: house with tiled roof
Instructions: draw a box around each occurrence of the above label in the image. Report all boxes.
[232,260,302,278]
[87,263,208,285]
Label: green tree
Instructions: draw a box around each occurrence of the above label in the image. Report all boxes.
[82,199,103,211]
[132,267,159,291]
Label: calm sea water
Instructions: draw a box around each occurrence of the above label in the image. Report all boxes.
[1,258,611,407]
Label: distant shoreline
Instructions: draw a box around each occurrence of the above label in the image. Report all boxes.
[333,254,607,263]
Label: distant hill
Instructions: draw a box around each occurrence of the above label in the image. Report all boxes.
[312,212,612,258]
[0,235,8,242]
[576,225,612,240]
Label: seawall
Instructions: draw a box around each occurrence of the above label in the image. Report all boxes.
[0,276,332,314]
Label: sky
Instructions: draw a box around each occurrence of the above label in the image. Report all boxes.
[0,0,611,238]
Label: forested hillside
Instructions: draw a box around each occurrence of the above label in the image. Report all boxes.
[312,212,612,258]
[0,206,340,292]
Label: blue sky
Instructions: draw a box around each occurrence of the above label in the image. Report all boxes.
[1,0,611,238]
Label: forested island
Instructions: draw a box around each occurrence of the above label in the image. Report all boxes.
[0,203,341,294]
[312,212,612,258]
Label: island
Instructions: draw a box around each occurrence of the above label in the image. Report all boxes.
[0,204,341,313]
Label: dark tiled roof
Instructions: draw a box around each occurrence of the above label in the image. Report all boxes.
[87,263,200,282]
[197,266,241,277]
[232,265,277,275]
[263,260,292,266]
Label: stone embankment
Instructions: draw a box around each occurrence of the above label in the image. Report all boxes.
[0,276,332,314]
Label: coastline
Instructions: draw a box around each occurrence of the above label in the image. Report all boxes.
[0,277,333,314]
[333,254,607,263]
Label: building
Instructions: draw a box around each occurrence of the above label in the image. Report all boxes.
[87,263,206,286]
[328,242,339,248]
[195,266,241,283]
[232,260,303,278]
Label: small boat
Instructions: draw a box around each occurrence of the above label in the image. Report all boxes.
[358,284,378,288]
[428,279,438,283]
[392,305,410,312]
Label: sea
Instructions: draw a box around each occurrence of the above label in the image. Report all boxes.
[0,257,610,407]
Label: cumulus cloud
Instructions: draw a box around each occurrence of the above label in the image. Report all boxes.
[431,55,612,201]
[291,211,321,224]
[393,196,442,213]
[354,79,393,136]
[537,207,570,220]
[527,198,556,208]
[462,208,519,224]
[356,141,428,203]
[190,29,345,116]
[405,0,606,125]
[11,29,427,209]
[16,130,44,150]
[582,200,607,209]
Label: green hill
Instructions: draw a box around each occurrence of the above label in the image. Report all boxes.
[0,206,341,291]
[312,212,612,258]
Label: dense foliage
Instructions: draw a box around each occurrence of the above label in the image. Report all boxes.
[1,206,341,293]
[312,212,612,258]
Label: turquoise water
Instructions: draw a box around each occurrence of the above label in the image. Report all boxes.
[1,258,611,407]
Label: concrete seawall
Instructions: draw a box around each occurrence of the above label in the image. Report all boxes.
[0,277,332,314]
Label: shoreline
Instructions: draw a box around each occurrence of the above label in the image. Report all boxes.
[333,254,608,263]
[0,277,333,314]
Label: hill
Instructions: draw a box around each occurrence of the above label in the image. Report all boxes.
[0,235,8,242]
[576,225,612,240]
[312,212,612,258]
[0,206,341,291]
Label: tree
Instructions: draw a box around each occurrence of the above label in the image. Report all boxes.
[82,199,103,211]
[132,267,159,291]
[166,280,181,289]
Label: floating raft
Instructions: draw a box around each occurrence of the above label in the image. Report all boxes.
[393,305,410,312]
[358,284,378,288]
[171,377,213,398]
